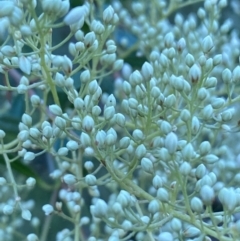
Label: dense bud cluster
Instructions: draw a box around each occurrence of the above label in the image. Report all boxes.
[0,0,240,240]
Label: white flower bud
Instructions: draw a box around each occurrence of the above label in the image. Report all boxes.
[0,2,14,18]
[116,190,131,208]
[189,64,201,83]
[222,68,232,84]
[57,147,68,156]
[221,108,234,121]
[197,87,208,101]
[179,162,192,175]
[122,220,132,231]
[160,120,172,134]
[113,59,123,71]
[62,55,72,74]
[0,177,7,185]
[91,199,108,218]
[103,5,114,24]
[191,116,200,134]
[202,104,213,120]
[195,164,206,179]
[19,56,31,75]
[177,37,186,52]
[17,84,28,94]
[213,54,222,66]
[22,209,32,221]
[232,66,240,83]
[151,86,161,99]
[190,197,203,213]
[205,77,217,88]
[29,128,41,139]
[91,19,105,35]
[104,106,115,120]
[152,175,163,189]
[54,116,66,130]
[115,113,125,127]
[132,129,144,142]
[82,115,94,132]
[3,205,14,215]
[111,203,123,218]
[202,35,214,53]
[171,218,182,232]
[157,188,169,202]
[185,53,195,67]
[129,70,143,86]
[27,233,38,241]
[80,69,91,84]
[95,130,106,147]
[64,6,87,25]
[105,133,116,146]
[92,106,101,116]
[84,32,96,48]
[141,61,153,80]
[119,136,130,149]
[24,152,35,162]
[183,227,201,238]
[164,94,176,108]
[200,185,214,205]
[21,114,32,127]
[63,174,77,185]
[135,144,146,159]
[80,132,91,147]
[211,98,225,109]
[1,45,15,57]
[122,63,132,79]
[122,81,131,95]
[42,126,53,139]
[157,232,173,241]
[85,174,97,186]
[182,143,194,161]
[148,199,160,214]
[42,204,54,215]
[26,177,36,187]
[0,130,5,139]
[202,154,219,164]
[66,140,79,151]
[18,130,29,142]
[49,105,62,117]
[141,157,153,174]
[180,109,190,122]
[84,161,94,171]
[165,132,178,154]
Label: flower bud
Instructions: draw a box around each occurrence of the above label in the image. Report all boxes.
[148,199,160,214]
[103,5,114,24]
[141,61,153,80]
[165,132,178,154]
[190,197,203,213]
[141,157,153,174]
[82,115,94,132]
[63,174,77,185]
[157,188,169,202]
[135,144,146,159]
[26,177,36,187]
[189,64,201,83]
[200,185,214,205]
[66,140,79,151]
[64,6,87,25]
[85,174,97,186]
[202,35,214,53]
[42,204,54,215]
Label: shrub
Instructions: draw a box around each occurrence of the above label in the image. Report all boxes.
[0,0,240,240]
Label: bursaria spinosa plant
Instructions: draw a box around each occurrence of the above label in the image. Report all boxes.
[1,0,240,240]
